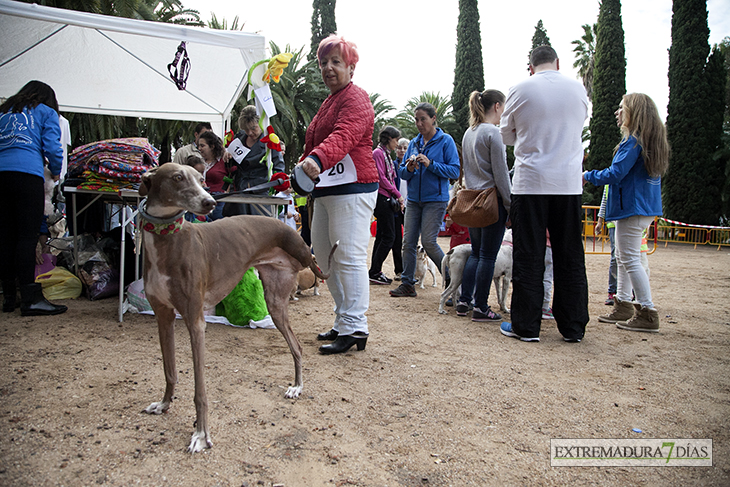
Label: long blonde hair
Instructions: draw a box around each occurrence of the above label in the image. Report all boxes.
[468,89,505,129]
[616,93,670,177]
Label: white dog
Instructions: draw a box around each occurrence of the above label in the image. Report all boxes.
[438,244,471,314]
[492,229,513,313]
[415,245,438,289]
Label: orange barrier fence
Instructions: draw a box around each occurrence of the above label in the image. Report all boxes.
[581,206,729,251]
[582,206,658,255]
[655,218,730,250]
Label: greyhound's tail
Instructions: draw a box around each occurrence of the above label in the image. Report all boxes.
[310,240,339,280]
[441,248,453,290]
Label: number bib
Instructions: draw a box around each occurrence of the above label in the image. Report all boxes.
[315,154,357,188]
[226,138,250,163]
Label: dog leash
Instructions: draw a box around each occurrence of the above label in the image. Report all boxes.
[213,178,284,200]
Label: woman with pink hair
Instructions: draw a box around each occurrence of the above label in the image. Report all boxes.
[295,35,378,355]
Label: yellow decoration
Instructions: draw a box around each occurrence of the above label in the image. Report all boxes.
[269,133,280,144]
[263,53,293,83]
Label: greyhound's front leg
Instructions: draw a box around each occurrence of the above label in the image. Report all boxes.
[187,318,212,453]
[143,306,177,415]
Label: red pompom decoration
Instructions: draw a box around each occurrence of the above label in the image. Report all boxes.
[271,171,290,192]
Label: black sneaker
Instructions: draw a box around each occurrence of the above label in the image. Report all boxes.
[455,301,473,316]
[472,307,502,322]
[369,272,392,285]
[390,283,417,297]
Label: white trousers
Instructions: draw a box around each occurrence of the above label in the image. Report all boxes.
[615,215,654,308]
[311,191,377,335]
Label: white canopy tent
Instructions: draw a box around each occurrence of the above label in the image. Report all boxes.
[0,0,267,135]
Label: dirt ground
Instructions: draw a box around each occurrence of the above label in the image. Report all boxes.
[1,238,728,486]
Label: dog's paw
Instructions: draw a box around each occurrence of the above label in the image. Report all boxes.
[187,430,212,453]
[290,295,299,301]
[143,401,170,415]
[313,289,320,296]
[438,308,448,315]
[285,385,303,399]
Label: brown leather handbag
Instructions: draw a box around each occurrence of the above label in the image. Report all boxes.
[446,187,498,228]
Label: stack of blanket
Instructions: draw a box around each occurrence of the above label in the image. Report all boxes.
[68,138,159,191]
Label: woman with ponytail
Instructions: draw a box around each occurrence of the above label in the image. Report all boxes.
[454,90,512,322]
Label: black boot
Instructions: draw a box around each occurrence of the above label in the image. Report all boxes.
[2,280,17,312]
[20,283,67,316]
[318,333,368,354]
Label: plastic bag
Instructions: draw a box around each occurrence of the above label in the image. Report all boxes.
[36,267,83,300]
[126,278,152,312]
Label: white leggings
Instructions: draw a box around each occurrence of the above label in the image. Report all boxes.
[615,215,654,308]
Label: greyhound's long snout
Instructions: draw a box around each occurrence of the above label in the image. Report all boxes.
[201,197,216,214]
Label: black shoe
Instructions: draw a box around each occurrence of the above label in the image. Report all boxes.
[2,280,17,313]
[318,333,368,354]
[20,283,67,316]
[455,301,473,317]
[389,283,417,297]
[317,329,339,341]
[445,297,453,307]
[369,272,392,285]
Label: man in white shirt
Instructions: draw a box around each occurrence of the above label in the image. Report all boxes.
[172,122,211,165]
[499,46,589,343]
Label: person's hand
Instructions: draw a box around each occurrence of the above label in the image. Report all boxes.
[505,217,512,229]
[594,217,604,235]
[293,212,301,222]
[398,196,405,212]
[222,151,232,163]
[406,156,418,173]
[415,154,430,168]
[444,214,453,228]
[52,174,60,182]
[299,158,321,180]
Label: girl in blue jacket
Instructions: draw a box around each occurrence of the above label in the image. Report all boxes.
[1,81,68,316]
[390,102,460,298]
[583,93,670,333]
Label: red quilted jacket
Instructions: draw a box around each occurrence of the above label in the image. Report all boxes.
[301,82,378,188]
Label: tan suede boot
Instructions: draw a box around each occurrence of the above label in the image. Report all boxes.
[616,306,660,333]
[597,297,634,323]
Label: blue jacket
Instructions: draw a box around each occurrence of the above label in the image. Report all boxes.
[0,103,63,179]
[399,128,460,203]
[584,135,662,220]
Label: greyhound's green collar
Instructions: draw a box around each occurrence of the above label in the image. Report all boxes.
[138,198,186,235]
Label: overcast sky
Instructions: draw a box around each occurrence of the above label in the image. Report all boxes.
[184,0,730,121]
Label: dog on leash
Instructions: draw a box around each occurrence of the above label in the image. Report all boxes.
[438,244,472,314]
[415,245,438,289]
[290,267,320,301]
[492,229,513,313]
[138,163,334,453]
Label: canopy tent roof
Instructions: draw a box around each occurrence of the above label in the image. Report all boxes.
[0,0,267,134]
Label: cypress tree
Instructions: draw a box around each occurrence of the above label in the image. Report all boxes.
[309,0,337,60]
[584,0,626,206]
[452,0,485,145]
[665,0,725,224]
[528,20,551,70]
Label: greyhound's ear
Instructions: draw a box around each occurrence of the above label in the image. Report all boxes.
[139,167,158,197]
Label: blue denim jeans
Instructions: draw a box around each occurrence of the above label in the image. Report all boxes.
[608,226,617,294]
[401,200,448,287]
[458,200,507,311]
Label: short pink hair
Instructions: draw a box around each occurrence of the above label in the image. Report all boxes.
[317,34,359,67]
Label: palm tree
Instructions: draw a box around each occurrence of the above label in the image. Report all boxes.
[572,23,597,101]
[266,42,330,170]
[370,93,397,148]
[394,92,457,141]
[207,13,244,30]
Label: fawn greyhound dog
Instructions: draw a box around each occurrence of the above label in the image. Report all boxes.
[138,164,332,453]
